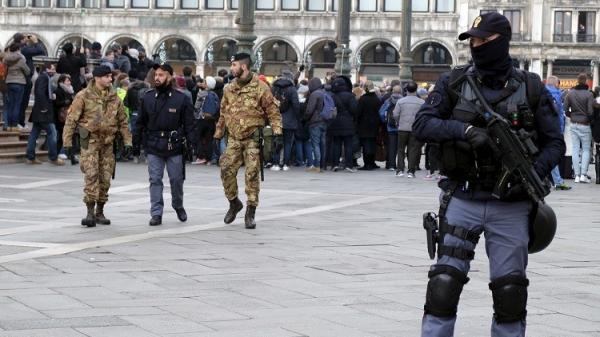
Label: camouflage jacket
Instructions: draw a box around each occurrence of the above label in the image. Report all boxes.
[63,80,132,147]
[215,73,282,140]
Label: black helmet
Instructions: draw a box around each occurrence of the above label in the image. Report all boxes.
[528,201,557,254]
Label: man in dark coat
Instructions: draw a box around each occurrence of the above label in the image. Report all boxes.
[328,75,358,172]
[13,33,46,129]
[270,70,300,171]
[57,42,87,93]
[356,80,383,170]
[25,62,64,166]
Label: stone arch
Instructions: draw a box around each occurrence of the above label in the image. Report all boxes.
[152,35,199,62]
[55,33,95,57]
[5,32,50,55]
[411,38,456,66]
[254,36,301,62]
[202,35,238,61]
[305,37,336,54]
[105,34,149,55]
[356,37,400,58]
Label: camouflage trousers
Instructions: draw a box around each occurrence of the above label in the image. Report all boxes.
[220,137,260,207]
[79,141,115,204]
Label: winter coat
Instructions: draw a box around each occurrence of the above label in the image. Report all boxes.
[295,100,310,140]
[545,85,565,133]
[304,77,325,127]
[564,84,594,125]
[57,54,87,93]
[115,54,131,74]
[53,84,74,125]
[356,91,382,138]
[20,42,45,77]
[124,80,150,112]
[272,77,300,130]
[328,76,358,137]
[393,94,424,132]
[4,51,30,85]
[379,93,403,132]
[30,71,54,123]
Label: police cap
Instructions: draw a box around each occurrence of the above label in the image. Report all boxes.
[231,52,252,63]
[152,63,174,75]
[458,12,512,41]
[92,65,112,78]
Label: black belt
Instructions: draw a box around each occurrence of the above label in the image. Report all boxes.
[148,130,175,138]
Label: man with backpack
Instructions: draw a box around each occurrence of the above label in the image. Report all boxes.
[413,13,564,337]
[379,85,403,171]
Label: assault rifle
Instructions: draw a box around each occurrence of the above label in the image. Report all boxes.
[463,75,550,202]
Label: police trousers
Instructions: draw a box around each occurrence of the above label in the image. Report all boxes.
[220,137,260,207]
[422,196,531,337]
[147,154,184,217]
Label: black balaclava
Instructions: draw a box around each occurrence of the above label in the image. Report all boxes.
[470,35,513,89]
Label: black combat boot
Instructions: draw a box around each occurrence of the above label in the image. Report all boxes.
[81,202,96,227]
[95,202,111,225]
[224,198,243,224]
[245,205,256,229]
[149,216,162,226]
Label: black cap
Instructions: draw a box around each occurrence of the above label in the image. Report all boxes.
[92,65,112,78]
[230,52,252,63]
[152,63,174,75]
[458,12,512,41]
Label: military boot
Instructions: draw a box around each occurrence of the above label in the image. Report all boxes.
[81,202,96,227]
[224,198,243,224]
[95,202,111,225]
[244,205,256,229]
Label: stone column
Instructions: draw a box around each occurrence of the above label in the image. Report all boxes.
[592,60,599,89]
[235,0,256,56]
[334,0,351,76]
[196,61,205,79]
[519,59,525,70]
[546,59,553,78]
[398,0,413,81]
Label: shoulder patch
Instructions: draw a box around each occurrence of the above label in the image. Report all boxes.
[426,92,443,107]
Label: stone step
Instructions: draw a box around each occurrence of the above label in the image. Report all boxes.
[0,151,48,164]
[0,141,28,153]
[0,132,21,143]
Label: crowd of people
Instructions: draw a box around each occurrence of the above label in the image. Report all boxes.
[1,32,599,188]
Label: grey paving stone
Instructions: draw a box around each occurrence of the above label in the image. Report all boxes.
[0,296,46,320]
[120,314,212,334]
[43,307,167,319]
[0,316,129,330]
[76,326,160,337]
[10,294,88,311]
[0,328,88,337]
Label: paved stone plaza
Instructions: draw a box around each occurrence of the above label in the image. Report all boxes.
[0,162,598,337]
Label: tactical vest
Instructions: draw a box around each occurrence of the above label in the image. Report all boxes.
[440,67,537,189]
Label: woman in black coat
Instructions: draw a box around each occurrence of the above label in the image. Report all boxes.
[356,81,383,170]
[54,74,75,158]
[329,76,358,172]
[26,63,63,164]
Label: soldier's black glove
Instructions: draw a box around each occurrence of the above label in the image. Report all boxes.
[273,134,284,152]
[123,145,133,158]
[465,125,491,149]
[299,65,305,72]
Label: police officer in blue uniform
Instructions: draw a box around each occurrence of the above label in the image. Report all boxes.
[135,63,196,226]
[413,13,565,337]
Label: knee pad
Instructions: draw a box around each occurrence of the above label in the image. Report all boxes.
[424,265,469,317]
[489,274,529,323]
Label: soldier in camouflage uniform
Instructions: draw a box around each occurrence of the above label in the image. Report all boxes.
[215,52,283,229]
[63,65,132,227]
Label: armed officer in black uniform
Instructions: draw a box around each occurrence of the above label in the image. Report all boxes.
[413,13,564,337]
[135,63,196,226]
